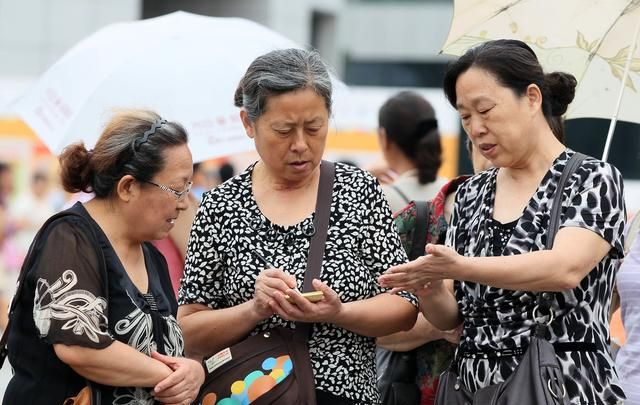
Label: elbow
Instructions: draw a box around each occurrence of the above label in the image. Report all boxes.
[547,263,587,291]
[553,272,584,291]
[397,306,419,332]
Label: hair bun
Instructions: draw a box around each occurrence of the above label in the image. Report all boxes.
[233,85,244,108]
[545,72,577,116]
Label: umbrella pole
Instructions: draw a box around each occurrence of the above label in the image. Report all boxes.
[602,15,640,162]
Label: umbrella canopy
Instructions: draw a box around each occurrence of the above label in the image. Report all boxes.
[441,0,640,126]
[12,11,348,162]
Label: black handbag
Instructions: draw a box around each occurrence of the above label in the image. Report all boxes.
[434,152,586,405]
[195,161,335,405]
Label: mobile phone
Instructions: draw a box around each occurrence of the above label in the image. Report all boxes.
[284,291,325,303]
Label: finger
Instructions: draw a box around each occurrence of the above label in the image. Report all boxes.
[283,289,314,310]
[378,271,413,286]
[271,292,305,319]
[151,351,177,369]
[259,271,298,292]
[154,371,184,395]
[311,279,335,301]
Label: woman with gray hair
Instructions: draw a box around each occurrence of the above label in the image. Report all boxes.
[178,48,418,405]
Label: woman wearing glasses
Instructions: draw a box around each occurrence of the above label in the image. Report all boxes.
[3,110,204,405]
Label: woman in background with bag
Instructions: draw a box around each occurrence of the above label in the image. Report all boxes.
[2,110,204,405]
[377,91,448,214]
[379,39,627,404]
[377,139,491,405]
[178,48,418,405]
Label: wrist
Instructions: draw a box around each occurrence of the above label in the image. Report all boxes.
[451,254,469,280]
[245,300,269,324]
[331,302,351,328]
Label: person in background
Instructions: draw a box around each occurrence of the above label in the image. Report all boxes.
[0,162,14,330]
[377,139,491,405]
[3,110,204,405]
[614,212,640,404]
[11,171,56,264]
[378,91,448,214]
[379,39,627,404]
[217,161,236,184]
[178,48,417,405]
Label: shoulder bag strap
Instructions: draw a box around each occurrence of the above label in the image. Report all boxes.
[296,161,335,339]
[409,201,430,260]
[0,209,108,368]
[536,152,586,322]
[301,160,335,292]
[391,184,411,205]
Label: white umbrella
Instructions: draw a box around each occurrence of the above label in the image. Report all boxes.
[441,0,640,161]
[12,11,348,162]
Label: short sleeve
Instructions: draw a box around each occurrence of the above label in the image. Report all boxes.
[32,219,113,349]
[393,202,418,257]
[178,192,227,308]
[562,161,626,258]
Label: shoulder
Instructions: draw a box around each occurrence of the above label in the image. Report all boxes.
[456,169,496,201]
[564,150,623,189]
[42,205,96,241]
[333,161,378,185]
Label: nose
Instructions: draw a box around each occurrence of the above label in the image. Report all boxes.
[176,195,190,211]
[290,129,309,153]
[467,115,487,138]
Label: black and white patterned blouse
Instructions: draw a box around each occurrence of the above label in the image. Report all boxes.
[446,149,626,404]
[179,162,414,404]
[4,203,183,405]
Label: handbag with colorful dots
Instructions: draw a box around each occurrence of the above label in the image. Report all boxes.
[196,326,316,405]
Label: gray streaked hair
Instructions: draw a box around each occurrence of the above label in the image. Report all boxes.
[234,48,333,122]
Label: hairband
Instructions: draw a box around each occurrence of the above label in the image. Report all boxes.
[133,119,167,151]
[414,118,438,138]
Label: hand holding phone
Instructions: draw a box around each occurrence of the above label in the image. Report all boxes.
[284,290,325,303]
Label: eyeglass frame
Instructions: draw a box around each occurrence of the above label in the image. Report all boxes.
[143,180,192,201]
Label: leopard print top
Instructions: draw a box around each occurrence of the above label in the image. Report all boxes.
[446,149,626,404]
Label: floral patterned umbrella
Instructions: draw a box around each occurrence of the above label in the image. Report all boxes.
[441,0,640,161]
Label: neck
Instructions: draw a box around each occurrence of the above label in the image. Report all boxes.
[501,130,565,182]
[255,161,319,192]
[84,198,140,252]
[385,146,416,175]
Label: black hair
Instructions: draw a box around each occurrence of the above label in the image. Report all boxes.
[443,39,575,143]
[379,91,442,184]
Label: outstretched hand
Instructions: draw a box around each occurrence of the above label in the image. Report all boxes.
[378,244,462,294]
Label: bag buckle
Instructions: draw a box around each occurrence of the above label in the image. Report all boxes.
[533,305,554,326]
[547,378,566,399]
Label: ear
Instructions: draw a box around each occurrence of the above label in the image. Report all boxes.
[116,175,139,202]
[240,109,255,139]
[525,84,543,112]
[377,127,389,151]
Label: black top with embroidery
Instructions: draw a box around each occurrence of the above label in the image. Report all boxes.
[3,203,183,405]
[179,162,416,404]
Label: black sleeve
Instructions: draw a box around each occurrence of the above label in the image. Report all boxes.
[32,219,114,349]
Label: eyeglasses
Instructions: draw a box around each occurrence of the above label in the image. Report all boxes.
[144,180,192,201]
